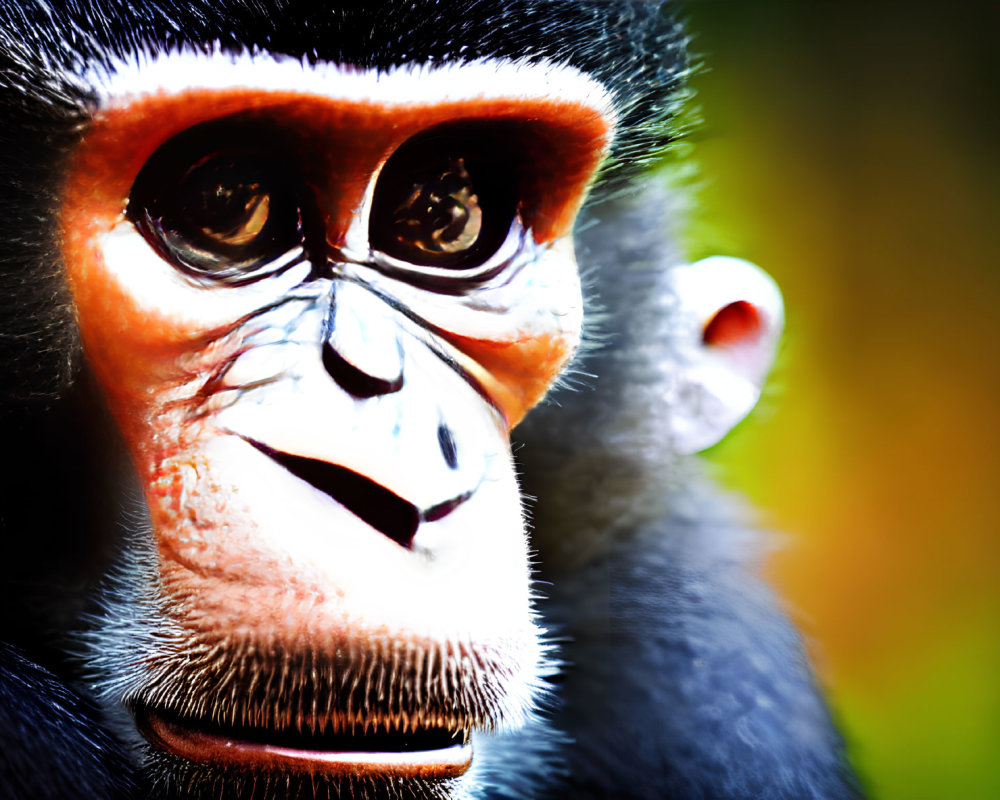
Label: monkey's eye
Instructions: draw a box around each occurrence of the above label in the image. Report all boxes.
[389,156,483,257]
[128,135,304,284]
[369,130,518,278]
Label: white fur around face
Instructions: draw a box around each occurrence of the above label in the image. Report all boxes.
[86,47,616,121]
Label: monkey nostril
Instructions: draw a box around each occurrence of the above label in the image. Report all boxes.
[437,422,458,469]
[322,342,404,398]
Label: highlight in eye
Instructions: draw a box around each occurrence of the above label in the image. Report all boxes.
[369,127,518,272]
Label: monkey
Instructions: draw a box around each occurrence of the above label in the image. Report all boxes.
[0,1,863,799]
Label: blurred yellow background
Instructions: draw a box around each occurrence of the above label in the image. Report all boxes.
[685,3,1000,798]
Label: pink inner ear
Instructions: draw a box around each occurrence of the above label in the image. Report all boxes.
[702,301,763,347]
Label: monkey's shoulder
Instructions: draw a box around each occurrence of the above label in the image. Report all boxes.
[0,643,135,800]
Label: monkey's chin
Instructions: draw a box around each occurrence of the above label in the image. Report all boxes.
[138,708,473,781]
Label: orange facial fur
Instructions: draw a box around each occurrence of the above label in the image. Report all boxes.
[61,88,609,448]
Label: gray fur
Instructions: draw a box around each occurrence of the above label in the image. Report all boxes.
[511,183,862,798]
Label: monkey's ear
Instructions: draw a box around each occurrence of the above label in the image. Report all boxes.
[665,256,784,455]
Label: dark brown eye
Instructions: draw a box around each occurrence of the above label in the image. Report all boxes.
[369,128,517,272]
[128,125,304,283]
[390,156,483,257]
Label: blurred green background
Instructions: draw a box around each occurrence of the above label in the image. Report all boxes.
[683,2,1000,798]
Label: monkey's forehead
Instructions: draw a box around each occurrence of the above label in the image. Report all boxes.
[86,51,616,122]
[1,0,687,191]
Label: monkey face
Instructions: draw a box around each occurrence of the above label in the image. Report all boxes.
[59,53,612,794]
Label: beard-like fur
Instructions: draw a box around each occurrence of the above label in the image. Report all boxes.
[74,504,555,800]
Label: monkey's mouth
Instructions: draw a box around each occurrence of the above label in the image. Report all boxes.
[137,708,472,779]
[244,438,475,549]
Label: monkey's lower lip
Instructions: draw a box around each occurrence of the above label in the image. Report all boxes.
[137,709,473,780]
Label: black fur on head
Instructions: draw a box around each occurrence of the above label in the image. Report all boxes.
[0,0,686,405]
[4,0,687,173]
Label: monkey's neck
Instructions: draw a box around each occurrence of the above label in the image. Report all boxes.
[515,180,694,572]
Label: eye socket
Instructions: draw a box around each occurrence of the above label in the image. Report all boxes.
[127,124,305,283]
[369,128,518,272]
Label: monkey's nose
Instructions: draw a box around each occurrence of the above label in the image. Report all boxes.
[324,280,404,397]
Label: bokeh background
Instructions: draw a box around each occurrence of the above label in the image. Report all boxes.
[682,3,1000,798]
